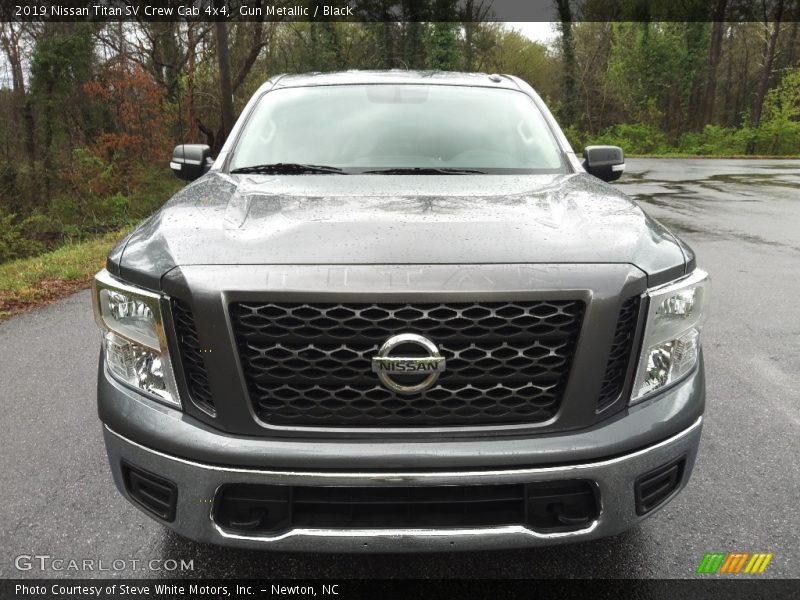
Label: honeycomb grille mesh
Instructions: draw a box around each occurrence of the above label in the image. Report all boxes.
[229,300,585,428]
[597,296,640,411]
[171,299,214,412]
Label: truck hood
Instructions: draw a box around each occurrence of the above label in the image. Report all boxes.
[114,172,689,289]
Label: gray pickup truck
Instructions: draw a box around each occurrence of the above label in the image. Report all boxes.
[92,71,708,551]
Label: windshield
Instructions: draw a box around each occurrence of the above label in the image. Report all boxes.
[229,84,566,174]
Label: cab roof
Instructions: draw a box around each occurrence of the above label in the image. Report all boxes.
[268,70,522,90]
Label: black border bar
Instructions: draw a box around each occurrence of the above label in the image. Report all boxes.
[1,0,796,23]
[3,579,800,600]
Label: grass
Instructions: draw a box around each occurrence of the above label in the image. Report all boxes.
[627,153,800,159]
[0,229,129,320]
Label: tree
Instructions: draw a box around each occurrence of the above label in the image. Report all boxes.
[428,0,459,70]
[485,29,553,93]
[556,0,578,124]
[0,24,36,166]
[756,66,800,153]
[401,0,428,69]
[748,0,786,153]
[459,0,493,72]
[29,23,96,200]
[214,19,235,150]
[83,64,169,166]
[703,0,729,124]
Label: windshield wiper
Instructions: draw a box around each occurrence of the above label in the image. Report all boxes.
[230,163,346,175]
[362,167,488,175]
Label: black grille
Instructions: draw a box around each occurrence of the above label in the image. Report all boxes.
[597,296,640,411]
[214,480,598,533]
[171,299,214,412]
[230,300,584,428]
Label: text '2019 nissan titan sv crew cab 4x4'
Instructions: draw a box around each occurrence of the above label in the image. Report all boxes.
[93,71,708,551]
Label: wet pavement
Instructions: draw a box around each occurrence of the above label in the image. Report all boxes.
[1,158,798,579]
[619,158,800,252]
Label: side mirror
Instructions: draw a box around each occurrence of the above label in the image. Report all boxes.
[170,144,212,181]
[583,145,625,182]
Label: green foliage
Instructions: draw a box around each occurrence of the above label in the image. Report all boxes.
[103,193,130,222]
[754,68,800,155]
[306,22,344,71]
[18,213,61,244]
[668,69,800,156]
[580,117,799,157]
[427,23,460,70]
[0,211,60,262]
[51,148,117,228]
[405,22,427,69]
[606,23,698,127]
[0,156,179,263]
[0,162,19,199]
[486,29,554,95]
[126,166,184,219]
[0,212,24,263]
[677,125,750,155]
[561,124,584,153]
[30,25,95,98]
[29,24,98,187]
[588,123,670,154]
[426,0,459,70]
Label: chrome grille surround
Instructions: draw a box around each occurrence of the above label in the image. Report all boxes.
[230,300,585,428]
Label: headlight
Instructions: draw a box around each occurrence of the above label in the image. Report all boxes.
[92,269,181,408]
[631,269,709,403]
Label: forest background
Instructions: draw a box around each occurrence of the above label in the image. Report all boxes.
[0,0,798,314]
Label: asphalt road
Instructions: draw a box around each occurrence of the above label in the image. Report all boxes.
[1,158,798,579]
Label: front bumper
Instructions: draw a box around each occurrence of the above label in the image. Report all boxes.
[103,415,702,552]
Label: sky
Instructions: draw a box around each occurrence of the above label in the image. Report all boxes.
[506,22,559,47]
